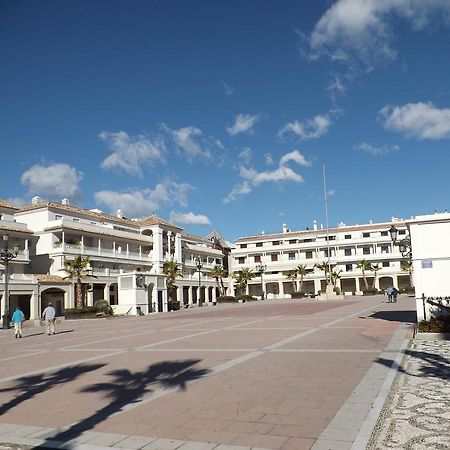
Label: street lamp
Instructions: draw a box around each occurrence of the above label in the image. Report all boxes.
[195,257,203,307]
[1,234,20,330]
[255,263,267,300]
[389,225,412,258]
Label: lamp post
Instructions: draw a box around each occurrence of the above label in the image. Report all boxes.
[389,225,412,258]
[1,234,19,330]
[255,263,267,300]
[195,257,203,307]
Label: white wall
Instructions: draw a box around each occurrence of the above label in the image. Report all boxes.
[409,214,450,321]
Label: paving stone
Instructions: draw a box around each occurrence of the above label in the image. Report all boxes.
[112,435,158,449]
[140,438,185,449]
[84,433,129,446]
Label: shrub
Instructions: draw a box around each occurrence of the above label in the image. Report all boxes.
[333,286,341,295]
[168,301,180,311]
[95,299,113,316]
[216,295,237,303]
[418,317,450,333]
[363,289,377,296]
[64,306,98,317]
[236,294,257,302]
[291,292,307,298]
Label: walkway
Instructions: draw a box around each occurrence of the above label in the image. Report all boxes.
[0,295,415,449]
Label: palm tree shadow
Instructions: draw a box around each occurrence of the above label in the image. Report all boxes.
[36,359,209,448]
[375,349,450,379]
[0,364,105,417]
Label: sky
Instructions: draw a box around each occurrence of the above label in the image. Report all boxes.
[1,0,450,242]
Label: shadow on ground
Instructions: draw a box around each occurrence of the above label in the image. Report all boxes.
[0,364,106,417]
[34,359,210,449]
[368,310,416,323]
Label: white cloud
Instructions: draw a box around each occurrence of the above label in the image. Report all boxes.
[162,124,220,161]
[100,131,165,177]
[223,150,311,203]
[222,82,235,96]
[94,181,193,218]
[379,102,450,140]
[169,211,211,226]
[238,148,253,165]
[21,163,83,200]
[357,142,400,155]
[279,115,331,141]
[306,0,450,69]
[226,113,261,136]
[6,197,27,206]
[264,153,274,165]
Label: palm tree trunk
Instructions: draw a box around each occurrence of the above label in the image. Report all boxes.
[362,270,369,290]
[299,275,304,293]
[220,277,225,296]
[76,279,83,309]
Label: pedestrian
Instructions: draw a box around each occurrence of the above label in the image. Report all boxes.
[11,307,25,339]
[42,302,56,335]
[385,287,394,302]
[392,287,399,303]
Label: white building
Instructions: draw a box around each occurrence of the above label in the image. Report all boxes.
[231,219,411,298]
[407,212,450,321]
[1,198,225,320]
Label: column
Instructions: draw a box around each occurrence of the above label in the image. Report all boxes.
[167,231,172,257]
[30,290,38,320]
[98,238,101,255]
[205,286,210,304]
[374,276,380,290]
[188,286,193,306]
[152,287,159,312]
[153,228,164,270]
[81,236,84,253]
[174,233,182,263]
[355,277,361,293]
[393,275,399,289]
[314,279,321,294]
[104,284,110,302]
[62,231,65,246]
[126,243,129,258]
[278,281,284,299]
[212,287,217,303]
[87,288,94,307]
[197,286,202,305]
[177,285,183,306]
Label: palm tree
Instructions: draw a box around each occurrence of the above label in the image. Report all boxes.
[330,269,343,288]
[163,259,183,302]
[234,268,254,296]
[297,265,313,293]
[210,265,227,296]
[314,262,334,285]
[61,256,96,309]
[371,263,381,289]
[356,259,372,291]
[401,259,414,288]
[285,270,298,292]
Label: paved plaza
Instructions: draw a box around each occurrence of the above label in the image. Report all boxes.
[0,296,421,449]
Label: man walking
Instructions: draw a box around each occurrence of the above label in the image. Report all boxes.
[11,307,25,339]
[42,302,56,335]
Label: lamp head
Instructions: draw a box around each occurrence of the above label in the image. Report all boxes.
[389,225,398,243]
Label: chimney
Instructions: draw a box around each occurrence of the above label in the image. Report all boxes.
[31,196,42,204]
[282,223,288,234]
[116,209,123,219]
[313,219,318,231]
[61,198,69,205]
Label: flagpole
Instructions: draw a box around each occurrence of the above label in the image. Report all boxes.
[323,162,331,286]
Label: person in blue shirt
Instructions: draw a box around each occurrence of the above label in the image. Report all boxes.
[11,307,25,339]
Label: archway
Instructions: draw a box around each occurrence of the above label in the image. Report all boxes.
[41,287,68,316]
[379,276,393,291]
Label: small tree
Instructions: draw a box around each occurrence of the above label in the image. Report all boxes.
[61,256,96,309]
[163,259,183,302]
[285,270,298,292]
[356,259,372,291]
[371,263,381,289]
[234,268,254,296]
[297,265,313,292]
[211,264,227,296]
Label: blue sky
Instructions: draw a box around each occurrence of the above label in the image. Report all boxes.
[1,0,450,241]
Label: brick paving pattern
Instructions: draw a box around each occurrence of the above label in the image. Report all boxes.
[0,296,415,449]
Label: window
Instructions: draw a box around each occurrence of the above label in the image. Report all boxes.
[256,242,263,247]
[55,214,63,220]
[327,236,336,241]
[399,230,406,235]
[237,257,245,264]
[363,247,371,255]
[289,239,297,244]
[381,231,388,236]
[345,234,352,239]
[346,264,353,272]
[271,254,278,261]
[72,218,80,223]
[302,238,314,243]
[363,232,370,238]
[254,255,261,263]
[381,246,389,254]
[344,248,352,256]
[240,244,247,249]
[272,241,280,246]
[288,253,296,260]
[90,222,97,225]
[382,261,389,267]
[305,251,313,259]
[323,249,331,257]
